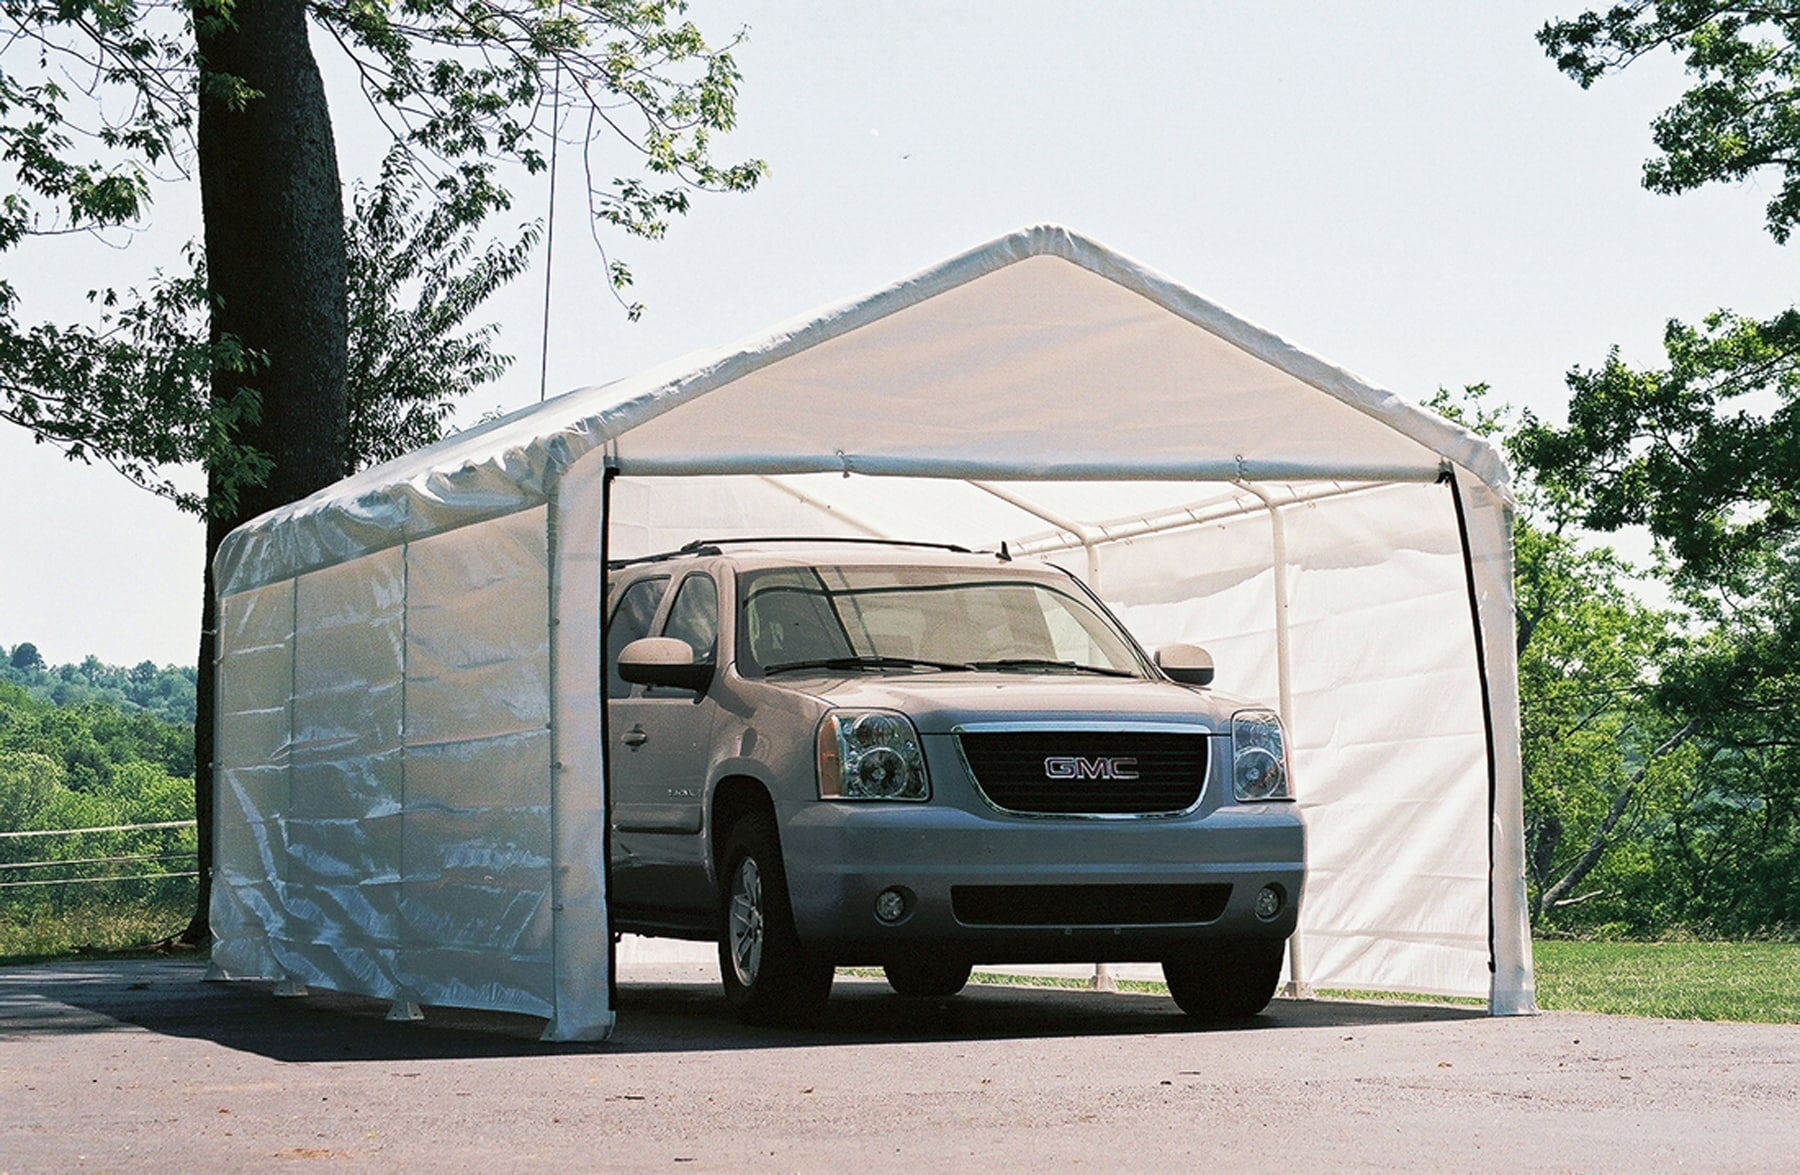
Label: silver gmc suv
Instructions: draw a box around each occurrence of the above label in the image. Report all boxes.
[605,539,1305,1024]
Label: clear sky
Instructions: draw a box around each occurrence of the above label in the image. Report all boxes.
[2,1,1793,667]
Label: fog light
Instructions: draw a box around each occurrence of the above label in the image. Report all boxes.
[875,888,908,924]
[1255,884,1284,921]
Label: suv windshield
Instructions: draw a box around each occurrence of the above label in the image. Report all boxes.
[739,565,1147,677]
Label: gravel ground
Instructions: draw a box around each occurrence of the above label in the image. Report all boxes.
[2,957,1797,1173]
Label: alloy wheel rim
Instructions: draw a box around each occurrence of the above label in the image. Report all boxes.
[727,856,765,988]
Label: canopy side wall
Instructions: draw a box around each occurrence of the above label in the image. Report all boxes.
[603,471,1531,1005]
[1079,481,1493,997]
[210,506,598,1027]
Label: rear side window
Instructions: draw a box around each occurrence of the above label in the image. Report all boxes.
[606,575,670,697]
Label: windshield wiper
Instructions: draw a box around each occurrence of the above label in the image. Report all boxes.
[762,654,976,675]
[968,658,1138,678]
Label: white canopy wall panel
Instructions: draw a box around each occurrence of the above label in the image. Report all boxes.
[212,579,297,981]
[212,508,577,1028]
[1276,484,1489,996]
[283,548,406,993]
[395,508,556,1017]
[209,224,1536,1036]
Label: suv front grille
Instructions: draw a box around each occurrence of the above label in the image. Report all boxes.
[952,883,1231,926]
[956,729,1208,815]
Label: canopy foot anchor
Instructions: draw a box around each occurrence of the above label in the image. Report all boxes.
[273,976,309,998]
[1088,964,1119,993]
[386,990,425,1022]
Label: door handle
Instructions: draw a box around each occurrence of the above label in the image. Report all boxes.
[622,724,648,748]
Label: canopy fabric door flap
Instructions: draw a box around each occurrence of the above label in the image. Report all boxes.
[208,225,1536,1041]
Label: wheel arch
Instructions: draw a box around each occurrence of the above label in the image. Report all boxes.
[711,775,777,874]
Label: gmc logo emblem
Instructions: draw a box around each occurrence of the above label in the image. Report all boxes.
[1043,756,1139,781]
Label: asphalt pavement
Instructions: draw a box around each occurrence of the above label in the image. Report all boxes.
[2,957,1797,1172]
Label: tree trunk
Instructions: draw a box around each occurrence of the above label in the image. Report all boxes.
[181,0,348,944]
[1535,719,1698,919]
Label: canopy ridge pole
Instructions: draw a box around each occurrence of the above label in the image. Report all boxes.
[755,476,891,538]
[967,481,1103,586]
[1235,480,1310,999]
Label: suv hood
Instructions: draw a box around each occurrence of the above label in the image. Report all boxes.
[785,672,1248,735]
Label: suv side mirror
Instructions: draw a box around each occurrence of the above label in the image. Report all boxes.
[1155,644,1214,687]
[617,637,714,693]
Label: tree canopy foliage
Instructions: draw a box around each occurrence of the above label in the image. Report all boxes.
[1541,2,1800,241]
[1531,4,1800,581]
[4,0,762,943]
[1434,386,1796,937]
[1522,3,1800,934]
[1,0,761,509]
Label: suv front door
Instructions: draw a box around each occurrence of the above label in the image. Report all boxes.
[608,570,721,930]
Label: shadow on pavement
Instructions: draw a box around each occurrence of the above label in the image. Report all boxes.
[0,957,1484,1063]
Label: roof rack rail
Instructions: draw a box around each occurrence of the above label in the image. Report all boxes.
[607,535,979,570]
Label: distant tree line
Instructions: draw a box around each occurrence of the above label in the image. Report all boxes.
[2,643,197,727]
[0,678,196,917]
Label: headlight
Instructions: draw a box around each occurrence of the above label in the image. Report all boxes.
[818,710,930,801]
[1231,709,1290,801]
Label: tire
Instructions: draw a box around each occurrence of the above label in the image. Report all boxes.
[717,811,833,1025]
[1162,938,1286,1020]
[883,957,973,998]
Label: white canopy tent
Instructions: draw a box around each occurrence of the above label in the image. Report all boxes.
[209,225,1537,1041]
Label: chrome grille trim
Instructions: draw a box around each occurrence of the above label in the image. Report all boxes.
[952,721,1213,819]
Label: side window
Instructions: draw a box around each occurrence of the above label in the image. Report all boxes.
[605,575,670,697]
[663,574,720,665]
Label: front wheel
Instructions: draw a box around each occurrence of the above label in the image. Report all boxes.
[883,956,973,998]
[1162,938,1286,1020]
[718,812,833,1025]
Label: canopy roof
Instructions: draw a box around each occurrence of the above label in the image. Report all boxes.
[218,225,1505,596]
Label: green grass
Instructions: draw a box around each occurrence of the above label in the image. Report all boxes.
[865,942,1800,1025]
[0,899,196,966]
[8,920,1798,1024]
[1532,939,1800,1024]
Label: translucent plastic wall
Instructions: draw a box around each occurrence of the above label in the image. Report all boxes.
[213,467,1528,1023]
[604,474,1519,1004]
[212,508,570,1023]
[1092,482,1492,997]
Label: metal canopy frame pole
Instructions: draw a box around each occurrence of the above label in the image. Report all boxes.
[1231,481,1309,999]
[756,475,893,538]
[968,481,1103,587]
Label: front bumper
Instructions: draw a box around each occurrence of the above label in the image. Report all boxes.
[779,798,1305,965]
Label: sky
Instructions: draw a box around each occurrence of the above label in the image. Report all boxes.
[2,1,1795,668]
